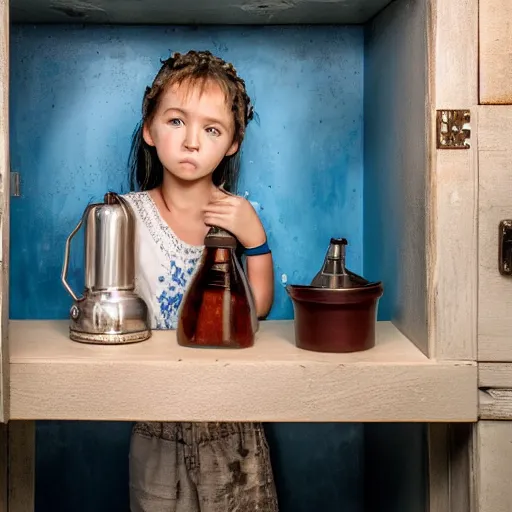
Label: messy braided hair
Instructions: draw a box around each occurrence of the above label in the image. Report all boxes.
[128,50,254,193]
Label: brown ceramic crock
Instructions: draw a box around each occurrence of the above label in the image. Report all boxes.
[286,283,383,353]
[286,237,383,353]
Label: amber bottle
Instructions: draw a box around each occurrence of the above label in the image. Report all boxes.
[177,227,258,349]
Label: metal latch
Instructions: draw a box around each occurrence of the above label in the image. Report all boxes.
[499,220,512,276]
[10,171,20,197]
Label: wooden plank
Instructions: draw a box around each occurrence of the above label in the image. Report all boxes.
[428,424,450,512]
[433,0,479,107]
[479,0,512,104]
[8,319,477,422]
[479,106,512,150]
[0,422,35,512]
[428,423,475,512]
[8,421,35,512]
[0,424,7,512]
[447,423,476,512]
[0,0,10,423]
[426,5,479,503]
[365,0,429,355]
[478,107,512,361]
[479,363,512,388]
[479,389,512,420]
[428,0,478,360]
[476,421,512,512]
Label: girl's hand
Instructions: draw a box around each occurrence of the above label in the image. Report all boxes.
[203,187,267,249]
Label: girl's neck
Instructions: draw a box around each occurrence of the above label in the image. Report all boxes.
[159,172,213,218]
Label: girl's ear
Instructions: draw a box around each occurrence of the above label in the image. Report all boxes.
[142,123,155,147]
[226,140,239,157]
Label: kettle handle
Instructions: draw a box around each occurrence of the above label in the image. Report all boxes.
[61,209,88,302]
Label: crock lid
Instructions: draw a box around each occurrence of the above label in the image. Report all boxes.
[311,238,370,289]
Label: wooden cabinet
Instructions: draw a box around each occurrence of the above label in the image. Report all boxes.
[1,0,506,509]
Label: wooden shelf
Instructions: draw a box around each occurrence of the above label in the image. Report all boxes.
[8,320,477,422]
[10,0,392,25]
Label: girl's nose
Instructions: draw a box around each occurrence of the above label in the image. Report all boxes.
[184,127,200,151]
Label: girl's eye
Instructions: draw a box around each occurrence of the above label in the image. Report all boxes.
[206,127,221,137]
[169,118,183,126]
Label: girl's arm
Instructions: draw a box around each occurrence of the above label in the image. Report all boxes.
[246,252,274,318]
[203,188,275,317]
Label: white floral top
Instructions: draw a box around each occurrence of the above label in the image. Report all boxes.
[123,191,204,330]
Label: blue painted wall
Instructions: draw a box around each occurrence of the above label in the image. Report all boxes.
[9,24,366,321]
[10,25,367,512]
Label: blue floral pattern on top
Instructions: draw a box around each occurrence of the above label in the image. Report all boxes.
[156,257,201,329]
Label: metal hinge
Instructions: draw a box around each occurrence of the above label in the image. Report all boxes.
[436,109,471,149]
[499,220,512,276]
[10,171,20,197]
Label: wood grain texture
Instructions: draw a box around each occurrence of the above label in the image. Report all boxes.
[0,0,10,424]
[479,0,512,104]
[478,107,512,361]
[0,424,7,512]
[8,320,477,422]
[479,389,512,420]
[8,421,34,512]
[428,424,450,512]
[433,0,479,107]
[429,0,478,360]
[479,363,512,388]
[365,0,429,356]
[428,423,476,512]
[475,421,512,512]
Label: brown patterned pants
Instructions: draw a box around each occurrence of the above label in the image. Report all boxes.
[129,421,279,512]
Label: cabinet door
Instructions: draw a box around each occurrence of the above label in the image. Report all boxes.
[0,0,9,423]
[476,421,512,512]
[478,107,512,361]
[480,0,512,104]
[478,106,512,361]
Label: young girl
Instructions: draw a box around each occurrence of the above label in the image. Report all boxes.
[123,50,279,512]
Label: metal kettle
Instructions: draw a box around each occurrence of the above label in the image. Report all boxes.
[61,192,151,344]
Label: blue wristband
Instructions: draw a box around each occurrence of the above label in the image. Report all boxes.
[244,241,271,256]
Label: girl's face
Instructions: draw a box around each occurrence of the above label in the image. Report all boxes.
[143,79,239,184]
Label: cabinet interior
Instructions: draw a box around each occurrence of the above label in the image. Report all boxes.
[8,0,429,356]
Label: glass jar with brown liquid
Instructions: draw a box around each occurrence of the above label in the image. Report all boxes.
[177,227,258,349]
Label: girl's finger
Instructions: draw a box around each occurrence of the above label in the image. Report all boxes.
[203,203,233,214]
[203,214,230,226]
